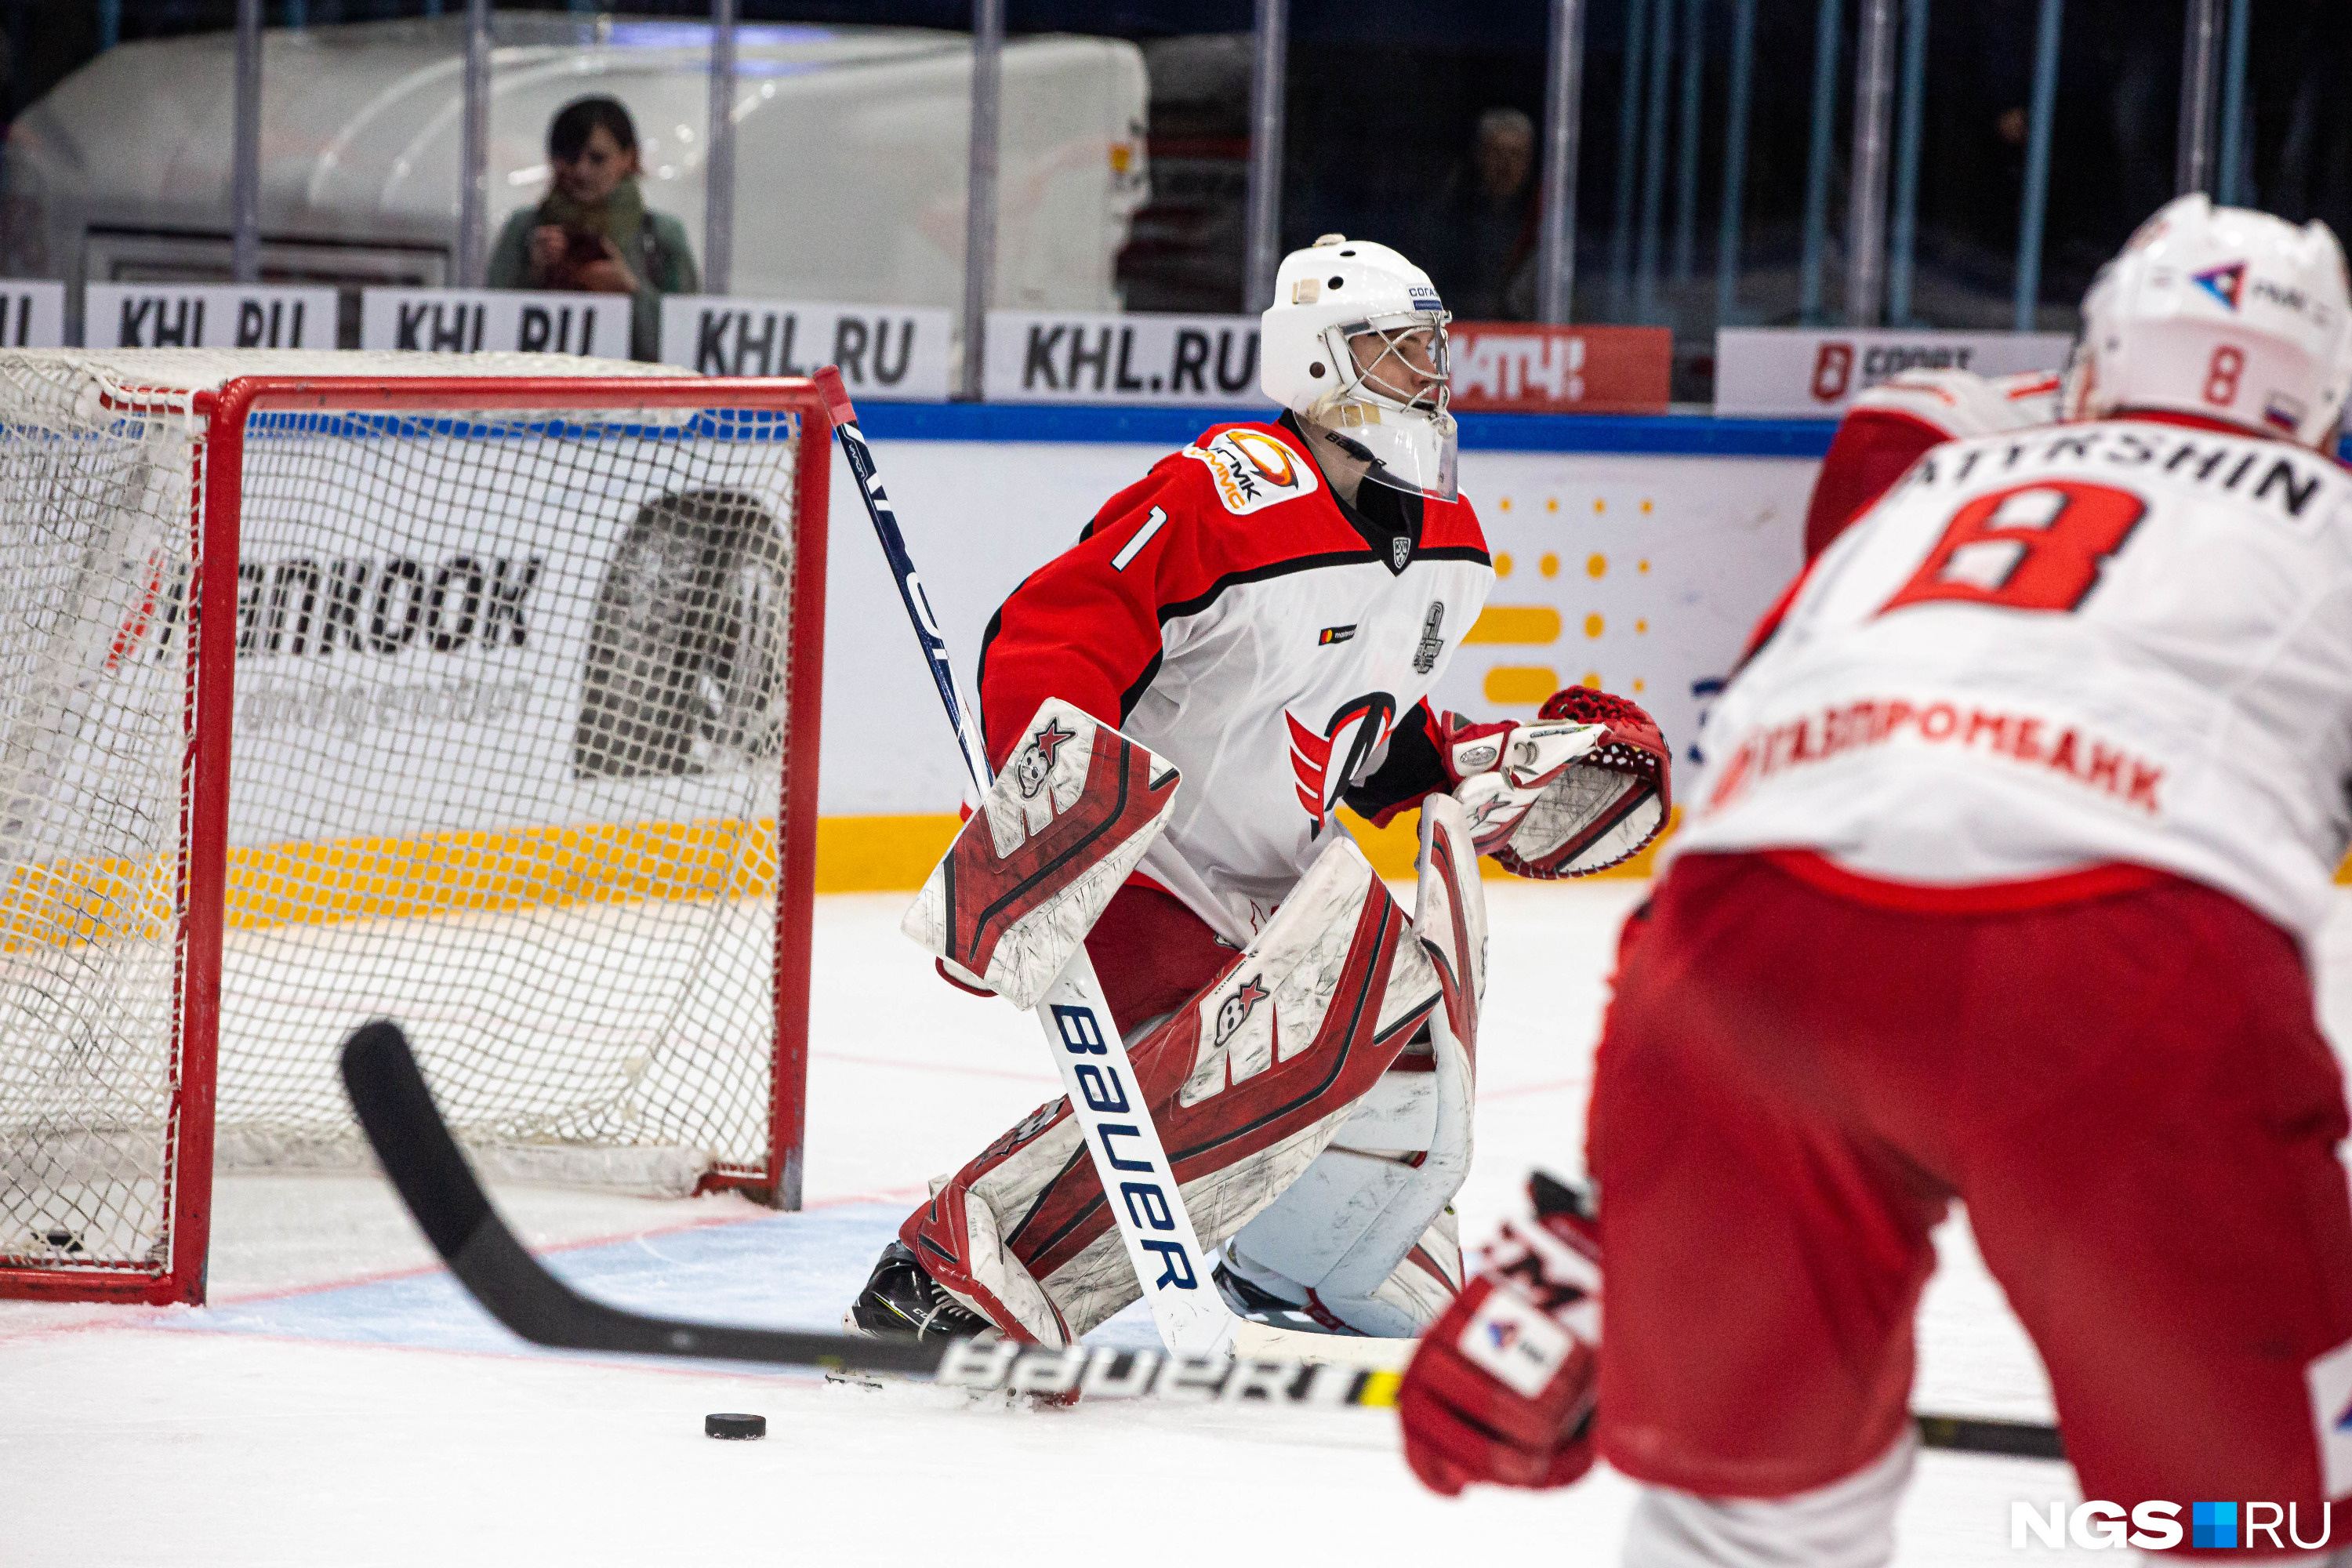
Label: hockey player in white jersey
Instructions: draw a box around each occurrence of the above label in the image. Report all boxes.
[1398,194,2352,1563]
[848,236,1670,1347]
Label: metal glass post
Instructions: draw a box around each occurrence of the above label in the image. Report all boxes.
[1536,0,1587,324]
[1715,0,1756,328]
[99,0,122,50]
[2217,0,2250,206]
[1608,0,1652,319]
[960,0,1004,397]
[232,0,263,284]
[457,0,492,288]
[2176,0,2220,194]
[1242,0,1290,311]
[285,0,306,26]
[1846,0,1897,326]
[1671,0,1705,286]
[1633,0,1675,322]
[705,0,738,295]
[1798,0,1842,325]
[1886,0,1928,324]
[2014,0,2062,332]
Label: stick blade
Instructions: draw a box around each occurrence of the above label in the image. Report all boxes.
[339,1019,489,1265]
[336,1018,943,1375]
[336,1020,654,1354]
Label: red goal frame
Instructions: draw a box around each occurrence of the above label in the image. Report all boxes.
[0,374,833,1306]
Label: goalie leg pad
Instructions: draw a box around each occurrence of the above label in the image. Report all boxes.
[1364,1210,1467,1331]
[1225,1207,1465,1338]
[900,839,1441,1343]
[1221,797,1484,1330]
[1083,880,1240,1036]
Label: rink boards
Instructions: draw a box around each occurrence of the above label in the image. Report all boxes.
[15,405,2117,935]
[801,406,1828,887]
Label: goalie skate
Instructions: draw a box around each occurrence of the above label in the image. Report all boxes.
[846,1240,993,1342]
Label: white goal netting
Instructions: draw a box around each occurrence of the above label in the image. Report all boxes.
[0,350,816,1293]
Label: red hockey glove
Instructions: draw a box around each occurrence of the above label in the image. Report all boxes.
[1441,689,1671,878]
[1398,1174,1602,1497]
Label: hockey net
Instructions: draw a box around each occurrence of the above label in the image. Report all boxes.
[0,350,829,1303]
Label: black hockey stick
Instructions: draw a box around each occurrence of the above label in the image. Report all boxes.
[337,1020,1399,1407]
[1915,1413,2066,1461]
[339,1021,2067,1454]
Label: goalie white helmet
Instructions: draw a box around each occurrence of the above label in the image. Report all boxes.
[2063,194,2352,450]
[1261,235,1459,501]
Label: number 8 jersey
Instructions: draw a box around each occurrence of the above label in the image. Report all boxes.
[1681,416,2352,938]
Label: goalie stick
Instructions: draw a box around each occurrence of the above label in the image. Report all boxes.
[336,1019,2067,1456]
[812,366,1236,1356]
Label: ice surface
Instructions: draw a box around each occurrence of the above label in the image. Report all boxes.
[10,880,2350,1564]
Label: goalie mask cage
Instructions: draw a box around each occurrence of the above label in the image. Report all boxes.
[0,351,830,1305]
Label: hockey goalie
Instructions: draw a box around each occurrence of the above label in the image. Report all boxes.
[1399,194,2352,1563]
[846,235,1670,1347]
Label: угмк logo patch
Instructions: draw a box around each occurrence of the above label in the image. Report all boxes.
[1185,428,1322,516]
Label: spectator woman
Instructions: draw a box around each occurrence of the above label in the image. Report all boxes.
[488,96,698,361]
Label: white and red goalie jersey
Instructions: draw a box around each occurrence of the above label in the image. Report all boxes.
[1685,414,2352,938]
[978,416,1494,942]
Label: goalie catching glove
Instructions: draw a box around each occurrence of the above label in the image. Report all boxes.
[1442,688,1669,877]
[1397,1172,1601,1497]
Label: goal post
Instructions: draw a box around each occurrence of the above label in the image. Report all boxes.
[0,351,831,1305]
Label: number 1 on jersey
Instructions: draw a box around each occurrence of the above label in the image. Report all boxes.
[1880,479,2148,616]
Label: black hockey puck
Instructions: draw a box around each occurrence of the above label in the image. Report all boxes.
[705,1412,766,1440]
